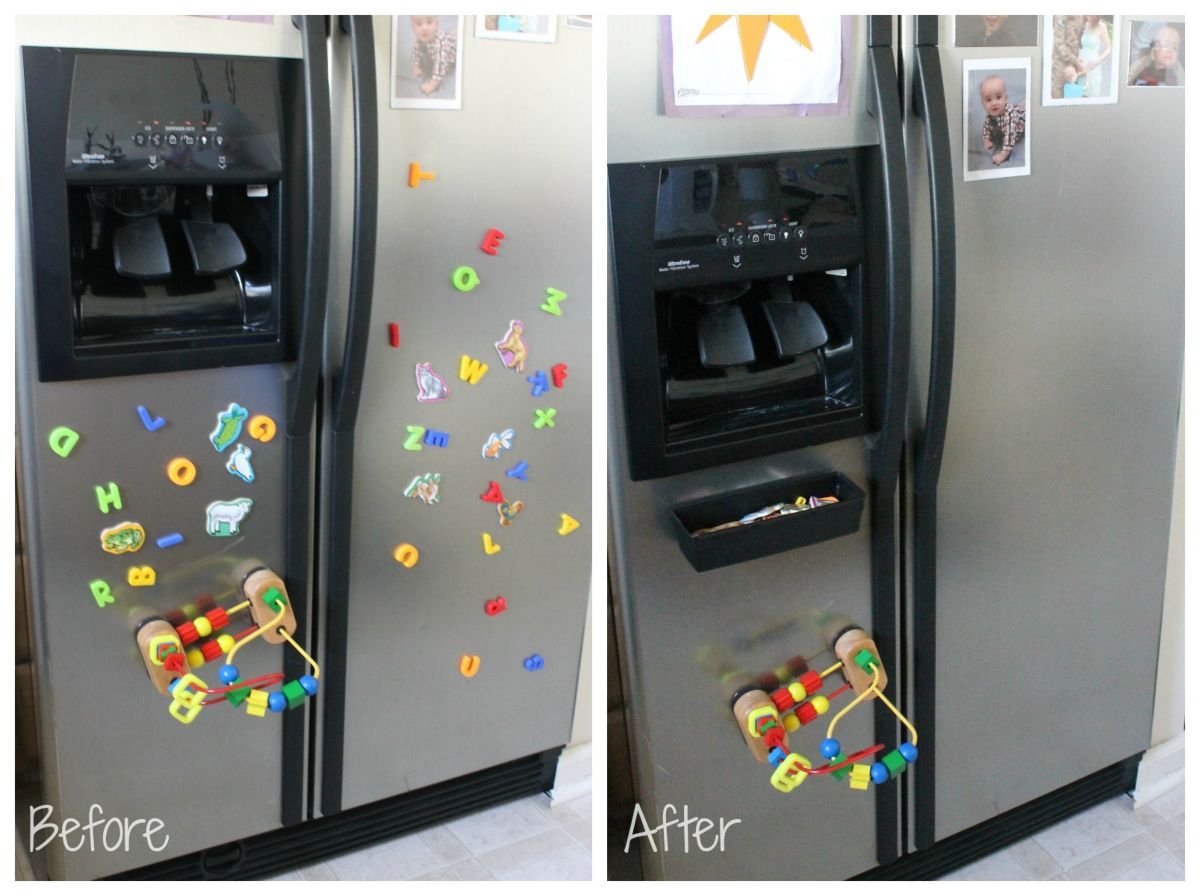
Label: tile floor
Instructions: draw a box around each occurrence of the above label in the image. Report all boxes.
[262,789,593,882]
[938,780,1185,881]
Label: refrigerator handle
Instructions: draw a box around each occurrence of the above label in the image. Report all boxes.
[332,15,379,433]
[865,17,911,489]
[911,18,957,495]
[287,16,332,438]
[320,14,379,817]
[865,16,911,868]
[910,14,956,852]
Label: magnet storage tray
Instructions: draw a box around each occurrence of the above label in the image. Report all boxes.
[671,472,866,572]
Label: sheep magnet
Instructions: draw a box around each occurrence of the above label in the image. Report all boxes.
[206,498,254,537]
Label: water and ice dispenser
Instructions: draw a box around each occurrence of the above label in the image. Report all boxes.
[22,48,304,381]
[610,149,886,481]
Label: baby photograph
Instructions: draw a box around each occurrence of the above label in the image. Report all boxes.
[1127,19,1185,87]
[391,14,464,109]
[963,58,1031,181]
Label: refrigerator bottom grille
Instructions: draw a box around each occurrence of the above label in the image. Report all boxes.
[854,754,1141,880]
[106,748,561,881]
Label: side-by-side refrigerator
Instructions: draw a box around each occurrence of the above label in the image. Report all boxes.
[607,15,1181,880]
[16,15,591,880]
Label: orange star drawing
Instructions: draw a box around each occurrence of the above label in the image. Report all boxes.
[695,15,814,82]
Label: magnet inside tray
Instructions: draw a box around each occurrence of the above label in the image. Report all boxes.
[671,471,865,572]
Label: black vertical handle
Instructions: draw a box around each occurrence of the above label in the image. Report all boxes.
[281,14,332,828]
[865,15,911,868]
[911,13,956,852]
[287,15,332,438]
[320,14,378,818]
[332,15,379,433]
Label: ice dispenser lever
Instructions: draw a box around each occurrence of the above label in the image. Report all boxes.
[113,216,172,279]
[182,220,248,276]
[698,305,756,367]
[762,301,828,359]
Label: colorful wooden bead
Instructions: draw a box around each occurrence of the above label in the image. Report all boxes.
[219,664,240,685]
[870,762,891,785]
[282,679,307,710]
[899,742,918,763]
[820,738,842,759]
[782,714,801,732]
[770,687,796,712]
[269,692,288,713]
[810,695,831,715]
[849,764,872,790]
[206,607,230,630]
[767,746,787,768]
[216,634,235,653]
[193,616,214,638]
[797,702,818,725]
[798,670,823,694]
[246,690,269,717]
[299,675,319,696]
[787,681,808,702]
[200,641,224,662]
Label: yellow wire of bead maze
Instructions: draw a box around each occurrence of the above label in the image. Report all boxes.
[141,577,321,726]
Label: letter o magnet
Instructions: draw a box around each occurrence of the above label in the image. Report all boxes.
[451,266,481,292]
[167,457,197,486]
[393,543,420,568]
[248,415,277,442]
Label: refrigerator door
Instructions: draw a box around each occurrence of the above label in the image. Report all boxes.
[904,15,1184,844]
[319,15,592,814]
[14,16,324,879]
[608,16,906,879]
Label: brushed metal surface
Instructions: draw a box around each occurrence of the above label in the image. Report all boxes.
[328,16,593,811]
[911,18,1184,843]
[607,15,884,880]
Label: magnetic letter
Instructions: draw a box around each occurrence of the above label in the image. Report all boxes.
[89,579,114,607]
[48,426,80,458]
[95,482,123,513]
[458,355,489,384]
[452,266,481,292]
[404,425,426,451]
[480,228,505,255]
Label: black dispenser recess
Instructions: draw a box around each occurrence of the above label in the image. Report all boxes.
[22,47,306,382]
[610,148,887,480]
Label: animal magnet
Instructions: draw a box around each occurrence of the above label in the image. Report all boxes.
[100,521,146,555]
[494,320,528,373]
[497,499,524,526]
[482,428,515,460]
[206,498,254,536]
[226,444,255,483]
[404,473,442,505]
[211,403,249,452]
[415,362,450,403]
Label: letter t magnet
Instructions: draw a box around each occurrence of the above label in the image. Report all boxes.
[480,228,505,256]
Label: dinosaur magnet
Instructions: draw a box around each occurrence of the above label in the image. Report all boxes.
[248,415,277,442]
[167,457,197,486]
[482,428,515,460]
[226,444,255,483]
[415,362,450,402]
[495,320,528,373]
[100,521,146,555]
[205,498,254,537]
[480,481,504,503]
[48,426,80,458]
[497,499,525,526]
[403,473,442,505]
[393,543,420,567]
[211,403,249,452]
[137,405,167,432]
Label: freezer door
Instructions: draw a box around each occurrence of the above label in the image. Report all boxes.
[903,15,1184,845]
[320,16,592,813]
[608,16,906,880]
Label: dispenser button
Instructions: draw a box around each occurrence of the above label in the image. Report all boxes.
[214,134,226,148]
[716,235,730,248]
[132,133,147,147]
[765,232,777,242]
[750,233,761,244]
[166,134,179,147]
[795,226,806,241]
[182,135,195,147]
[150,133,163,147]
[199,134,210,148]
[733,233,746,247]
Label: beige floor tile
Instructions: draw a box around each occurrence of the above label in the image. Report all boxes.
[296,861,338,881]
[1007,837,1064,879]
[1142,786,1185,821]
[451,858,496,880]
[1031,802,1142,870]
[1113,851,1185,880]
[561,815,592,851]
[444,797,557,855]
[418,825,471,864]
[940,849,1034,881]
[474,827,575,877]
[324,831,445,880]
[1065,832,1161,881]
[493,843,591,881]
[410,866,458,881]
[1145,816,1185,850]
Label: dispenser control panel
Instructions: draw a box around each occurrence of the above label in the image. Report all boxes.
[64,52,283,178]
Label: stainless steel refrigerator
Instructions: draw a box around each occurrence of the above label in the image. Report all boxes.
[606,14,1182,880]
[15,14,591,881]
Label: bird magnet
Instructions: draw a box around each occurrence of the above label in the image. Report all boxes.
[482,428,515,460]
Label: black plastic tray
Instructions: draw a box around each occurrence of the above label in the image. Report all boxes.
[671,471,866,572]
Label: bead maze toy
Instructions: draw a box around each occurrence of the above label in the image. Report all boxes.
[134,566,319,725]
[729,621,918,794]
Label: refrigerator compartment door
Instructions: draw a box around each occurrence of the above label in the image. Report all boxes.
[671,471,865,572]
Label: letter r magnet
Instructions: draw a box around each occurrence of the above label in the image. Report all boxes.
[480,228,505,255]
